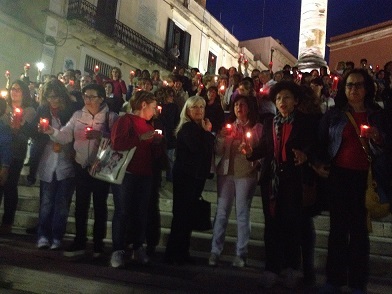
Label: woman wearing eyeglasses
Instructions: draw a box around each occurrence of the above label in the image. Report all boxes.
[317,69,390,293]
[43,83,118,258]
[0,80,36,234]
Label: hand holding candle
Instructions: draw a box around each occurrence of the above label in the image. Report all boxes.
[157,105,162,114]
[39,118,49,132]
[5,70,10,78]
[12,107,23,129]
[332,76,339,91]
[360,124,369,138]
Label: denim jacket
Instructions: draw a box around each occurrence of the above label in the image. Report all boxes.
[319,106,389,162]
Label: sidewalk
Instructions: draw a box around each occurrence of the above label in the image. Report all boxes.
[0,231,392,293]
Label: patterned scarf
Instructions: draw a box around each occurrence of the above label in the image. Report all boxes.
[269,111,295,216]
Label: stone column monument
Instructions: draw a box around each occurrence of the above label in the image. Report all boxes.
[296,0,328,71]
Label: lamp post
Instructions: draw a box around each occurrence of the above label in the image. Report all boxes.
[36,62,45,83]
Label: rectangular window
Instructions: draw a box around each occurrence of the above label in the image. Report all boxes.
[166,19,191,68]
[207,52,217,74]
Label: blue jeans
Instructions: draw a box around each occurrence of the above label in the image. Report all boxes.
[38,176,75,241]
[112,173,152,251]
[211,175,257,257]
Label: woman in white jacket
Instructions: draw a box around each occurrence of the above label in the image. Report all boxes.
[45,83,118,258]
[209,95,262,267]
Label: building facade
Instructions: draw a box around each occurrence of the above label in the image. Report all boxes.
[1,0,285,84]
[328,20,392,71]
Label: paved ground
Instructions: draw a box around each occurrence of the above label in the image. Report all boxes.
[0,231,392,294]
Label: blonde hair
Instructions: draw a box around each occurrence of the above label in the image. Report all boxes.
[175,95,206,136]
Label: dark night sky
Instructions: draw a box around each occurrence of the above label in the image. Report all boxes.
[206,0,392,63]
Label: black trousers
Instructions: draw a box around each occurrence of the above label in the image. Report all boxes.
[73,163,109,246]
[326,165,369,290]
[165,170,206,261]
[262,172,302,274]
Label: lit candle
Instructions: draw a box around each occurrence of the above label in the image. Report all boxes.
[199,84,204,89]
[25,63,30,69]
[39,118,49,132]
[214,76,218,83]
[155,129,162,135]
[85,126,92,135]
[163,80,168,87]
[157,105,162,114]
[13,107,23,129]
[259,88,264,94]
[94,65,99,73]
[130,70,135,75]
[298,73,302,80]
[1,90,7,98]
[332,76,339,91]
[245,131,251,144]
[360,124,369,137]
[219,85,225,93]
[225,123,232,130]
[5,70,10,77]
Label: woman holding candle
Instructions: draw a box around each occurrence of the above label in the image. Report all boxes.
[108,67,127,101]
[205,86,225,135]
[109,90,165,267]
[28,79,79,249]
[317,69,389,294]
[0,80,36,234]
[243,81,317,288]
[43,83,118,257]
[164,96,215,265]
[209,94,262,268]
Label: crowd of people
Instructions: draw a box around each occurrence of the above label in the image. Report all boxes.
[0,57,392,293]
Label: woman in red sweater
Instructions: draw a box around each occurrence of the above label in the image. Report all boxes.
[109,90,164,268]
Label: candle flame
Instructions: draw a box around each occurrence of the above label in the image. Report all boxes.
[226,124,232,129]
[246,132,251,138]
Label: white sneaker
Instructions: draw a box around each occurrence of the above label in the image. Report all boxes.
[232,256,246,268]
[134,247,150,265]
[110,250,125,268]
[37,237,50,249]
[260,271,279,288]
[208,253,219,266]
[281,268,301,289]
[50,239,61,250]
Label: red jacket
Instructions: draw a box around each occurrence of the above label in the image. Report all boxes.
[111,114,155,176]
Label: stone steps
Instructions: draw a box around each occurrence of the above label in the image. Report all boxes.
[9,181,392,261]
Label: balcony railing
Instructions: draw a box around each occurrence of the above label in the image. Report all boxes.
[67,0,188,71]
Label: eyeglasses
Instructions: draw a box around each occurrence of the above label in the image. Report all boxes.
[10,87,22,92]
[83,95,100,100]
[47,95,60,100]
[346,82,365,89]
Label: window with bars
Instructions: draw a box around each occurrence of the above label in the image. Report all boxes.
[84,55,112,79]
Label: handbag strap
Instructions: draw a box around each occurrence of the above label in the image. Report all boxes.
[345,111,372,162]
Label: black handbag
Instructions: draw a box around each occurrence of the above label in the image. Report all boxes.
[191,196,212,231]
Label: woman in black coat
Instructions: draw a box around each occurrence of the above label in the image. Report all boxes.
[244,81,317,288]
[164,95,215,264]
